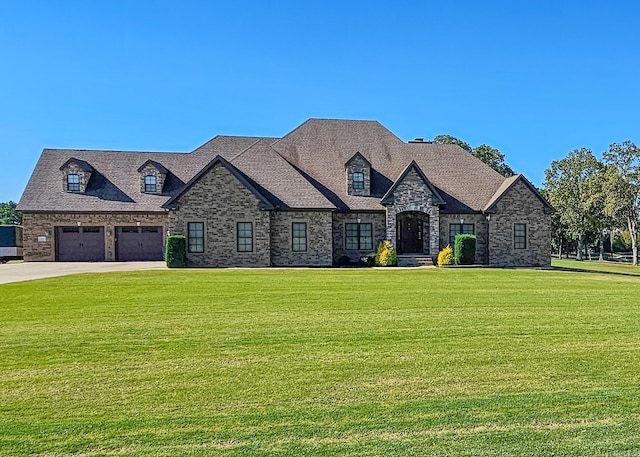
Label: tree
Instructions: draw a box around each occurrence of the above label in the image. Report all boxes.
[432,135,514,176]
[0,201,21,225]
[544,148,604,260]
[432,135,472,153]
[602,141,640,266]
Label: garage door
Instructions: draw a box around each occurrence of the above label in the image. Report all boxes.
[56,226,105,262]
[116,226,164,261]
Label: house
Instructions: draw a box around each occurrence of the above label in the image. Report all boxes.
[17,119,553,266]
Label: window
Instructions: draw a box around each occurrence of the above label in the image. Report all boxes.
[353,172,364,190]
[144,175,157,193]
[292,222,307,252]
[67,174,80,192]
[237,222,253,252]
[514,223,527,249]
[345,223,373,250]
[449,223,475,246]
[188,222,204,253]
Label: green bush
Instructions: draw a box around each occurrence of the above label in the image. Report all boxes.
[437,245,455,266]
[375,240,396,266]
[166,235,187,268]
[454,234,476,265]
[336,255,352,267]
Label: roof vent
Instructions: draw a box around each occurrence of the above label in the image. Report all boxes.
[409,138,430,143]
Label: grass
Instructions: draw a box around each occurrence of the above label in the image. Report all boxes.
[1,268,640,456]
[552,257,640,275]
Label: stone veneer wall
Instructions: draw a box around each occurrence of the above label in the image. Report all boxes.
[138,163,166,194]
[21,212,168,261]
[438,213,489,264]
[168,163,271,267]
[384,168,440,257]
[332,212,386,263]
[488,179,552,266]
[270,211,333,266]
[345,154,371,196]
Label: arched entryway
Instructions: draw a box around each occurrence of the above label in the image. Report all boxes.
[396,211,430,255]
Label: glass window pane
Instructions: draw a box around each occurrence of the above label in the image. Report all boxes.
[353,172,364,190]
[67,174,80,191]
[188,222,204,253]
[237,222,253,252]
[292,222,307,252]
[346,223,358,249]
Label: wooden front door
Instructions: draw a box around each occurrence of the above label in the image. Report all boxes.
[396,212,424,254]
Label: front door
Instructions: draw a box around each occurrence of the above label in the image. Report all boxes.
[396,212,424,254]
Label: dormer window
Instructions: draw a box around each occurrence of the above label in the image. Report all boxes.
[144,175,157,193]
[60,158,94,193]
[345,152,371,196]
[67,174,80,192]
[353,172,364,190]
[138,160,168,194]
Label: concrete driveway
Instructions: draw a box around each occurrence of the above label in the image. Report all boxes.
[0,261,167,284]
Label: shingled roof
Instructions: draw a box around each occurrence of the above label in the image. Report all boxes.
[18,119,512,214]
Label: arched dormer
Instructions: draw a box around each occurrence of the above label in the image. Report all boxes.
[60,158,94,193]
[345,152,371,196]
[137,160,168,194]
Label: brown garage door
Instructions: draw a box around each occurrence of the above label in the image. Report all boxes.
[56,226,105,262]
[116,226,164,261]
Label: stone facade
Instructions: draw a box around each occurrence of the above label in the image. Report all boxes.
[438,213,489,264]
[21,212,168,261]
[138,163,166,194]
[332,211,386,263]
[168,163,271,267]
[384,168,440,258]
[345,153,371,197]
[487,179,552,266]
[270,211,333,266]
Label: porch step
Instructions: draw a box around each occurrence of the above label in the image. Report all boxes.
[397,255,434,267]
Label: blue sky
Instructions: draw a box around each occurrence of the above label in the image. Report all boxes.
[2,0,639,202]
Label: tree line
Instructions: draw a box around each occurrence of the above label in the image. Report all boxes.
[543,141,640,265]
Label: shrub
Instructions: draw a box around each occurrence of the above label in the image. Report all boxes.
[336,255,352,267]
[454,234,476,265]
[375,240,396,266]
[359,252,376,267]
[437,245,455,266]
[166,235,187,268]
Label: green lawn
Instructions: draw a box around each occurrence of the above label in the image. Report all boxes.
[1,268,639,456]
[553,257,640,275]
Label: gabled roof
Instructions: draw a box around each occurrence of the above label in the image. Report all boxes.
[484,174,555,214]
[345,151,371,168]
[380,161,446,206]
[272,119,506,212]
[230,140,334,210]
[137,159,168,174]
[59,157,94,172]
[162,155,275,210]
[19,119,520,215]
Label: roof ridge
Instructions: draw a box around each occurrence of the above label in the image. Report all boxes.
[229,138,264,161]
